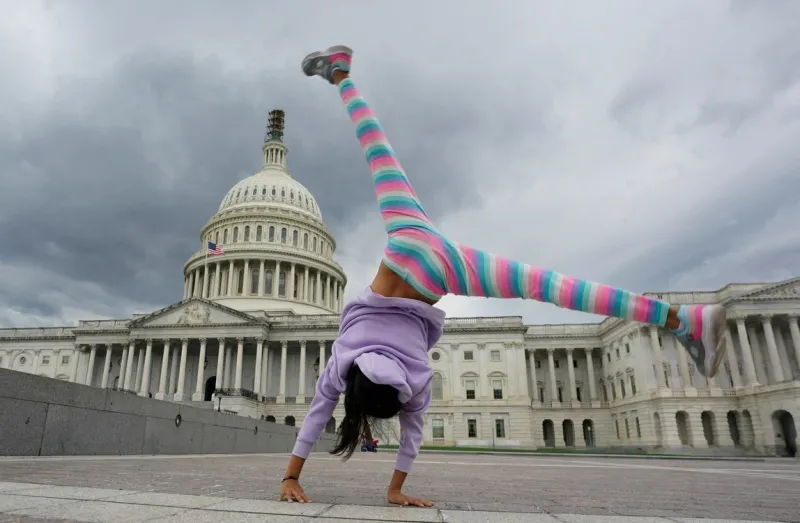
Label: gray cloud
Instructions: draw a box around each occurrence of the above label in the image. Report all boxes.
[1,0,799,327]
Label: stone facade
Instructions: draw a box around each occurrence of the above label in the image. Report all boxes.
[1,113,798,458]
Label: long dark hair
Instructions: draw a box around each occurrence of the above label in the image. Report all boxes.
[330,364,401,461]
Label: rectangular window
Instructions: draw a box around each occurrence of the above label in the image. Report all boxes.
[635,417,642,438]
[615,348,620,359]
[664,370,670,388]
[432,419,444,439]
[630,376,637,395]
[536,359,541,369]
[611,383,617,400]
[576,387,582,402]
[554,360,560,368]
[624,418,631,438]
[573,359,578,368]
[490,350,501,362]
[492,379,503,400]
[625,343,630,354]
[607,353,611,363]
[61,355,70,365]
[467,419,477,438]
[495,419,506,438]
[615,419,620,439]
[41,356,50,365]
[602,384,608,402]
[557,387,563,403]
[620,380,626,398]
[465,380,476,400]
[538,387,544,402]
[463,350,474,361]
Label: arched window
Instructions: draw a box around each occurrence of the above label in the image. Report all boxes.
[271,186,276,196]
[278,271,286,297]
[264,270,274,295]
[256,225,262,242]
[312,237,317,251]
[223,229,228,244]
[268,226,275,242]
[237,268,244,295]
[290,190,294,200]
[251,269,259,294]
[214,231,219,244]
[303,233,309,249]
[281,188,286,198]
[233,227,239,243]
[284,416,295,426]
[244,226,250,242]
[292,230,298,246]
[432,373,444,400]
[281,227,287,244]
[262,187,267,196]
[266,415,275,422]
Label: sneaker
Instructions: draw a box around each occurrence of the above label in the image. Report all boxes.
[301,45,353,83]
[674,304,728,378]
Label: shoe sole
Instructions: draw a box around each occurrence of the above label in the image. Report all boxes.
[301,45,353,77]
[704,305,728,378]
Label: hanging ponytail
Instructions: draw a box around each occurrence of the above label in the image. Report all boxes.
[330,364,401,461]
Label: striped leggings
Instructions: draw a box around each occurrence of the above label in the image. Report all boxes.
[339,78,671,327]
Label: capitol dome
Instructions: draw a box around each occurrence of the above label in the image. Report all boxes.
[181,110,347,316]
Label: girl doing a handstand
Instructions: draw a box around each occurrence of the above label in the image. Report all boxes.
[278,45,728,507]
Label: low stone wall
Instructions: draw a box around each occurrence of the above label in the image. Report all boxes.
[0,369,335,457]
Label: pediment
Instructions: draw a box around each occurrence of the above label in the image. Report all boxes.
[734,277,800,301]
[130,299,260,328]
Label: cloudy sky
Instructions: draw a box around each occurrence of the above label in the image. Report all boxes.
[1,0,798,328]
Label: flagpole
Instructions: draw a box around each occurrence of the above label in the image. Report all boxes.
[203,243,209,299]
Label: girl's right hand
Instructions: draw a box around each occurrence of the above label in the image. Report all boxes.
[278,479,311,503]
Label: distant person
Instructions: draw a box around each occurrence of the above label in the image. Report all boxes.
[278,45,728,508]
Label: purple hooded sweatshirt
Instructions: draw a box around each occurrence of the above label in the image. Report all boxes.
[291,287,446,473]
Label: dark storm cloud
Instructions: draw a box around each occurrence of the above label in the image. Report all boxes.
[0,49,517,324]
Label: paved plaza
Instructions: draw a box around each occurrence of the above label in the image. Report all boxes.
[0,452,797,522]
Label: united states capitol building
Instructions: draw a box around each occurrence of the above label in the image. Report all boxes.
[1,111,798,457]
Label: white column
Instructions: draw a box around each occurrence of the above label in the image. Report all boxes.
[258,260,265,297]
[188,272,195,298]
[723,326,742,388]
[339,282,345,310]
[234,337,244,390]
[215,338,226,394]
[115,347,125,386]
[289,263,296,300]
[515,343,528,398]
[224,345,232,387]
[649,327,667,389]
[135,347,145,391]
[51,349,62,379]
[566,348,578,404]
[304,266,310,301]
[585,348,597,401]
[315,271,322,305]
[155,339,171,400]
[736,317,759,386]
[174,338,189,401]
[202,264,209,298]
[242,260,250,297]
[318,340,326,371]
[273,260,281,296]
[674,335,693,389]
[184,276,189,299]
[298,340,307,400]
[227,260,235,297]
[263,343,272,396]
[788,314,800,379]
[212,262,221,298]
[169,345,179,393]
[124,341,136,390]
[85,345,97,385]
[547,348,558,404]
[70,346,81,382]
[278,341,288,402]
[761,314,785,383]
[139,339,154,397]
[328,276,333,309]
[193,338,208,401]
[100,344,113,389]
[528,349,539,403]
[253,338,264,396]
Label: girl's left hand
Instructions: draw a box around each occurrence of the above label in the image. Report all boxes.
[387,489,433,507]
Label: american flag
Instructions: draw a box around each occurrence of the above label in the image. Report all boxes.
[207,241,224,255]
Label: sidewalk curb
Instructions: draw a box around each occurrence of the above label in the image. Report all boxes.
[378,448,766,462]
